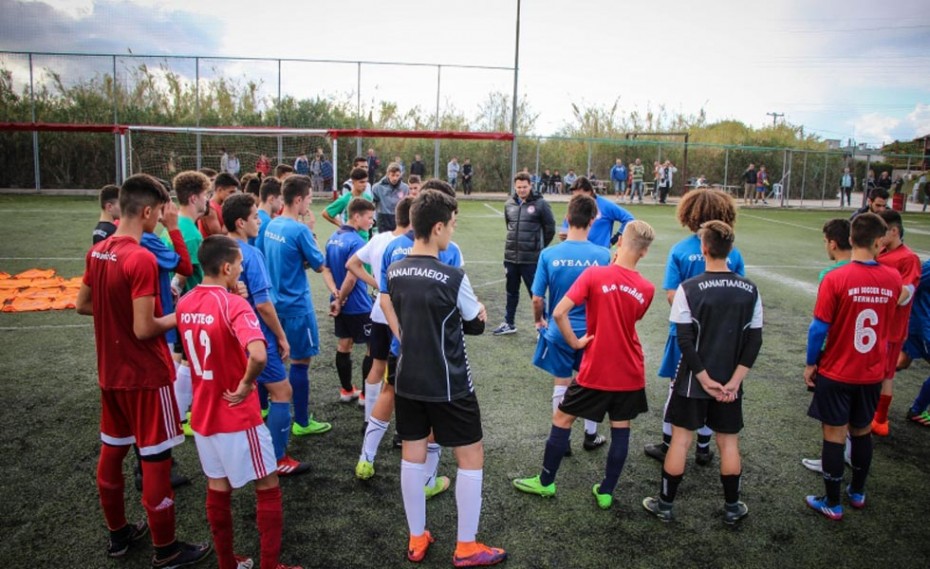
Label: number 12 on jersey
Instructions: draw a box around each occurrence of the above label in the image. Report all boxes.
[184,329,214,380]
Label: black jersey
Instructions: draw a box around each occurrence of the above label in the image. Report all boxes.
[388,254,484,402]
[669,271,763,399]
[92,221,117,244]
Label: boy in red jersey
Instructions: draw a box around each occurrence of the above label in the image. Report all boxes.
[871,209,921,436]
[804,213,904,521]
[513,220,656,510]
[75,174,212,567]
[176,235,302,569]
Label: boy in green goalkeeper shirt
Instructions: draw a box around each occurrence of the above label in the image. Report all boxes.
[322,168,373,238]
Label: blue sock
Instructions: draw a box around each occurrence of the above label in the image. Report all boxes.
[258,383,269,412]
[598,427,630,495]
[267,402,291,460]
[289,363,310,427]
[540,425,571,486]
[912,375,930,413]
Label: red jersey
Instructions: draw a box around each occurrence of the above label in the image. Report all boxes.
[815,261,902,384]
[176,285,267,436]
[198,200,224,238]
[566,264,655,391]
[877,243,920,342]
[82,235,174,390]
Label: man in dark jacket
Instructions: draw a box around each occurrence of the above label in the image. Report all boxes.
[493,172,556,335]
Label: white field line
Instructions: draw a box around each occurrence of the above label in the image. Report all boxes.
[482,203,505,216]
[472,278,507,288]
[0,323,90,331]
[739,213,820,232]
[749,266,819,296]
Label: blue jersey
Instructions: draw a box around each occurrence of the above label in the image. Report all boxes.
[140,231,182,345]
[235,237,272,312]
[532,239,612,342]
[663,234,746,335]
[324,225,372,315]
[255,209,272,253]
[379,230,464,292]
[262,216,325,317]
[560,195,634,248]
[908,259,930,338]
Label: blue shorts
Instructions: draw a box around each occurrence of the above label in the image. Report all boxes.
[904,333,930,361]
[657,334,681,379]
[257,332,287,384]
[280,312,320,360]
[532,332,583,378]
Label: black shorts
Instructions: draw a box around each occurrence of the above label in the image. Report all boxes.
[394,392,483,447]
[369,322,393,360]
[386,355,398,386]
[807,373,882,429]
[665,391,743,434]
[558,382,648,423]
[334,313,371,344]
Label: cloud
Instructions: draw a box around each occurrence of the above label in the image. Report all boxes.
[907,104,930,139]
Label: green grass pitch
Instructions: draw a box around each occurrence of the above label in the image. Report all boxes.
[0,194,928,568]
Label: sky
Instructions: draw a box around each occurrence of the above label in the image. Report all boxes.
[1,0,929,146]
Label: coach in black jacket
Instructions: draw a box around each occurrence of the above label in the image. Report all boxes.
[493,172,556,336]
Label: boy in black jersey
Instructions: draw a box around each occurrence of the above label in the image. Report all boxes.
[642,221,763,525]
[383,190,507,567]
[93,184,121,243]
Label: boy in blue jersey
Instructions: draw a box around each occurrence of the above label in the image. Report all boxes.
[531,194,612,452]
[644,190,744,466]
[222,193,310,476]
[899,258,930,427]
[254,176,282,254]
[558,177,634,248]
[262,175,332,436]
[323,198,376,402]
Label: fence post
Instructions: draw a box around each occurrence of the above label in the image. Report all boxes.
[356,62,362,157]
[821,153,828,207]
[434,65,441,179]
[863,154,872,207]
[113,55,120,184]
[29,53,40,192]
[723,147,729,190]
[277,58,283,168]
[780,149,788,207]
[800,151,808,205]
[195,56,202,170]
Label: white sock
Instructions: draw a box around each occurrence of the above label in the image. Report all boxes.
[401,460,427,536]
[174,364,193,419]
[696,424,713,438]
[456,468,483,543]
[584,420,598,436]
[552,385,568,413]
[425,443,442,487]
[360,417,389,463]
[364,381,382,423]
[661,382,674,437]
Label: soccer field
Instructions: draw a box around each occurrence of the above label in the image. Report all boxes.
[1,195,928,569]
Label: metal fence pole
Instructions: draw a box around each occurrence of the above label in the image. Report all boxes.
[863,154,872,207]
[821,153,828,208]
[800,151,808,206]
[29,53,40,192]
[434,65,441,179]
[780,149,788,207]
[195,57,202,170]
[534,137,540,177]
[113,55,120,183]
[723,147,729,189]
[356,62,362,157]
[277,58,283,168]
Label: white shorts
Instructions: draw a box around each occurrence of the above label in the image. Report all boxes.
[193,424,277,489]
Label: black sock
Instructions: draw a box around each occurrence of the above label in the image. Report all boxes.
[661,432,672,450]
[110,523,132,542]
[154,541,179,559]
[721,472,741,504]
[849,433,873,494]
[335,351,353,391]
[697,432,712,452]
[821,440,845,506]
[660,469,683,503]
[361,355,373,384]
[540,425,571,486]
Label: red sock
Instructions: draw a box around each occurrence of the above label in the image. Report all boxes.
[141,458,176,547]
[875,394,893,423]
[97,444,129,531]
[256,486,283,569]
[207,488,236,569]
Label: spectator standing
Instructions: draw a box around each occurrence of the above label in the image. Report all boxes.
[658,160,678,204]
[410,154,426,178]
[255,154,272,178]
[371,163,410,232]
[742,163,757,206]
[394,156,405,176]
[462,159,474,195]
[367,148,381,183]
[630,159,645,203]
[310,149,324,195]
[610,159,628,199]
[493,172,556,336]
[321,154,334,197]
[755,165,769,205]
[220,148,229,174]
[840,167,855,207]
[878,171,892,192]
[294,152,310,177]
[226,152,241,178]
[865,169,877,195]
[447,157,460,188]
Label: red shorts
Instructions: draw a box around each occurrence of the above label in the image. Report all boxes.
[100,385,185,456]
[884,340,904,379]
